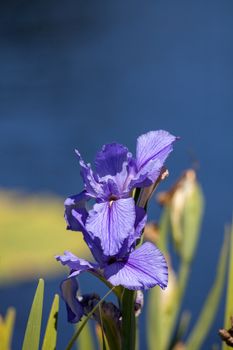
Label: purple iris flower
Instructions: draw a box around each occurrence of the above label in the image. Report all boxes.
[65,130,177,257]
[56,203,168,291]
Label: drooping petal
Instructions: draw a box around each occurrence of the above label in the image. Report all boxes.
[95,143,131,177]
[56,251,96,275]
[60,278,84,323]
[104,242,168,290]
[86,198,136,256]
[64,191,89,231]
[132,130,177,187]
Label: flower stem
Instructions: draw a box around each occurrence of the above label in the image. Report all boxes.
[121,288,136,350]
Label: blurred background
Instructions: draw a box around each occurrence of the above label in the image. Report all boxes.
[0,0,233,348]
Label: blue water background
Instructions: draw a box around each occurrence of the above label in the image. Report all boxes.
[0,0,233,348]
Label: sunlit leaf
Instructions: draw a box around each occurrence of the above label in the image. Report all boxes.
[223,223,233,350]
[186,233,229,350]
[76,318,95,350]
[41,294,59,350]
[65,287,115,350]
[22,279,44,350]
[0,307,16,350]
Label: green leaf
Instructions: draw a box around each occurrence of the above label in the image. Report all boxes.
[186,233,229,350]
[75,318,95,350]
[121,289,136,350]
[223,223,233,350]
[65,287,115,350]
[0,307,16,350]
[41,294,59,350]
[22,279,44,350]
[180,182,204,262]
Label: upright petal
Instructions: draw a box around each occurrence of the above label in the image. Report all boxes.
[75,149,105,199]
[60,278,84,323]
[56,251,96,275]
[86,198,136,256]
[133,130,177,186]
[95,143,131,177]
[104,242,168,290]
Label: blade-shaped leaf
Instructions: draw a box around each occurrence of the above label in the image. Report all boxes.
[0,307,16,350]
[76,319,95,350]
[186,233,229,350]
[223,223,233,350]
[22,279,44,350]
[42,294,59,350]
[65,287,115,350]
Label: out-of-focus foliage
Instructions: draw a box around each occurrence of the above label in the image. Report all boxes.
[22,279,44,350]
[0,307,15,350]
[146,170,230,350]
[0,191,90,285]
[222,224,233,350]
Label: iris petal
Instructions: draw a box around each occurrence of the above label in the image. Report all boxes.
[132,130,177,187]
[86,198,136,256]
[56,251,96,274]
[104,242,168,290]
[95,143,131,177]
[60,278,84,323]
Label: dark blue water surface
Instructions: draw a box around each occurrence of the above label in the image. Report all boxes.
[0,0,233,349]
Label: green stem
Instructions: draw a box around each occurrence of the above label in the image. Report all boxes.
[65,287,115,350]
[121,288,136,350]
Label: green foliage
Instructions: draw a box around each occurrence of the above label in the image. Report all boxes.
[0,307,15,350]
[22,279,44,350]
[75,318,95,350]
[223,223,233,350]
[147,171,230,350]
[186,233,229,350]
[42,294,59,350]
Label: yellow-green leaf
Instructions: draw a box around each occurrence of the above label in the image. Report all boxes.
[42,294,59,350]
[22,279,44,350]
[186,233,229,350]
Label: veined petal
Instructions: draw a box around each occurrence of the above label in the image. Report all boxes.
[64,191,89,231]
[60,278,84,323]
[134,130,177,186]
[56,251,96,274]
[104,242,168,290]
[95,143,131,177]
[86,198,136,256]
[75,149,105,199]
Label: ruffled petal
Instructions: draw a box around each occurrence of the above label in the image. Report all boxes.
[86,198,136,256]
[95,143,131,177]
[75,149,105,199]
[56,251,96,275]
[104,242,168,290]
[60,278,84,323]
[64,191,89,231]
[133,130,177,186]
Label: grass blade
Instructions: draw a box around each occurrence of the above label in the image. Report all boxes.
[186,233,229,350]
[42,294,59,350]
[223,223,233,350]
[22,279,44,350]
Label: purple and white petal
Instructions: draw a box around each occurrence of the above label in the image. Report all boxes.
[132,130,177,186]
[86,198,136,256]
[95,143,131,177]
[56,251,96,275]
[75,149,105,199]
[60,278,84,323]
[64,191,89,231]
[104,242,168,290]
